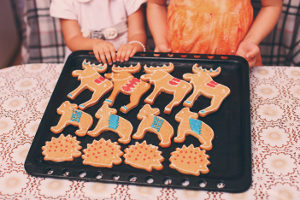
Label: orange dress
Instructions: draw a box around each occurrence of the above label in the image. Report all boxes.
[167,0,253,55]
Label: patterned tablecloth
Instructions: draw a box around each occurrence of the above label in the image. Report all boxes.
[0,64,299,200]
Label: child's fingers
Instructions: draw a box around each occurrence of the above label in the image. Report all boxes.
[93,49,101,63]
[116,47,123,61]
[117,47,127,62]
[124,47,136,61]
[99,49,108,64]
[245,49,256,59]
[119,49,127,62]
[109,45,116,63]
[129,47,137,58]
[104,49,113,65]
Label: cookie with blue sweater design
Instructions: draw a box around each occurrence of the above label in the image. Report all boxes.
[132,104,174,148]
[88,104,133,144]
[174,107,214,150]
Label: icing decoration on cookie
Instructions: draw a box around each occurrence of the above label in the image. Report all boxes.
[122,78,140,92]
[82,138,123,168]
[50,101,93,137]
[42,134,82,162]
[174,107,214,150]
[169,77,181,85]
[183,64,230,117]
[141,63,192,114]
[88,104,133,144]
[67,59,113,110]
[104,63,150,113]
[132,104,174,148]
[123,141,164,172]
[152,116,164,132]
[169,144,210,176]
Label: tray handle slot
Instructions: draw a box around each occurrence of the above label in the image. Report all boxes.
[128,175,138,182]
[45,168,54,175]
[112,174,120,181]
[79,171,87,178]
[181,179,190,187]
[199,179,207,188]
[95,172,103,180]
[163,177,172,185]
[145,176,154,184]
[217,181,225,189]
[62,169,70,177]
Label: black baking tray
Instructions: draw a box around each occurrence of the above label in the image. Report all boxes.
[25,51,252,193]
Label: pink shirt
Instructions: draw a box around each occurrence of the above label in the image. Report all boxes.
[50,0,146,59]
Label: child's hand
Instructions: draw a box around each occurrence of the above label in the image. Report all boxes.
[92,40,116,65]
[236,41,261,67]
[154,44,171,52]
[116,43,138,62]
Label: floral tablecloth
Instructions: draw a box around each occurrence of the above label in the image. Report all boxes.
[0,64,299,200]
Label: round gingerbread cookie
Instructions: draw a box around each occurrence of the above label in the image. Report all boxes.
[169,144,210,176]
[82,138,123,168]
[42,134,82,162]
[123,141,164,172]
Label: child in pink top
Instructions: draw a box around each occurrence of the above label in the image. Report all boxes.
[50,0,147,64]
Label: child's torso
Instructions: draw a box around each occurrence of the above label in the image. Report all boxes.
[72,0,127,31]
[167,0,253,54]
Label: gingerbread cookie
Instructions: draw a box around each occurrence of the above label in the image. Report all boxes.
[104,63,151,113]
[50,101,93,137]
[174,107,214,150]
[82,138,123,168]
[123,141,164,172]
[141,63,192,114]
[132,104,174,148]
[42,134,82,162]
[183,64,230,117]
[67,59,113,110]
[169,144,210,176]
[88,104,133,144]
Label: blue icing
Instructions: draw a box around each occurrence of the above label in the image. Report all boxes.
[122,106,128,110]
[108,114,119,130]
[70,109,82,122]
[189,118,202,135]
[152,116,164,132]
[68,93,72,98]
[185,100,191,104]
[105,99,112,104]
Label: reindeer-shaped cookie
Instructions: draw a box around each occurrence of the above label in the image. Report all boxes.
[133,104,174,148]
[104,63,150,113]
[67,59,113,110]
[141,63,192,114]
[174,107,214,150]
[50,101,93,137]
[87,104,133,144]
[183,64,230,117]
